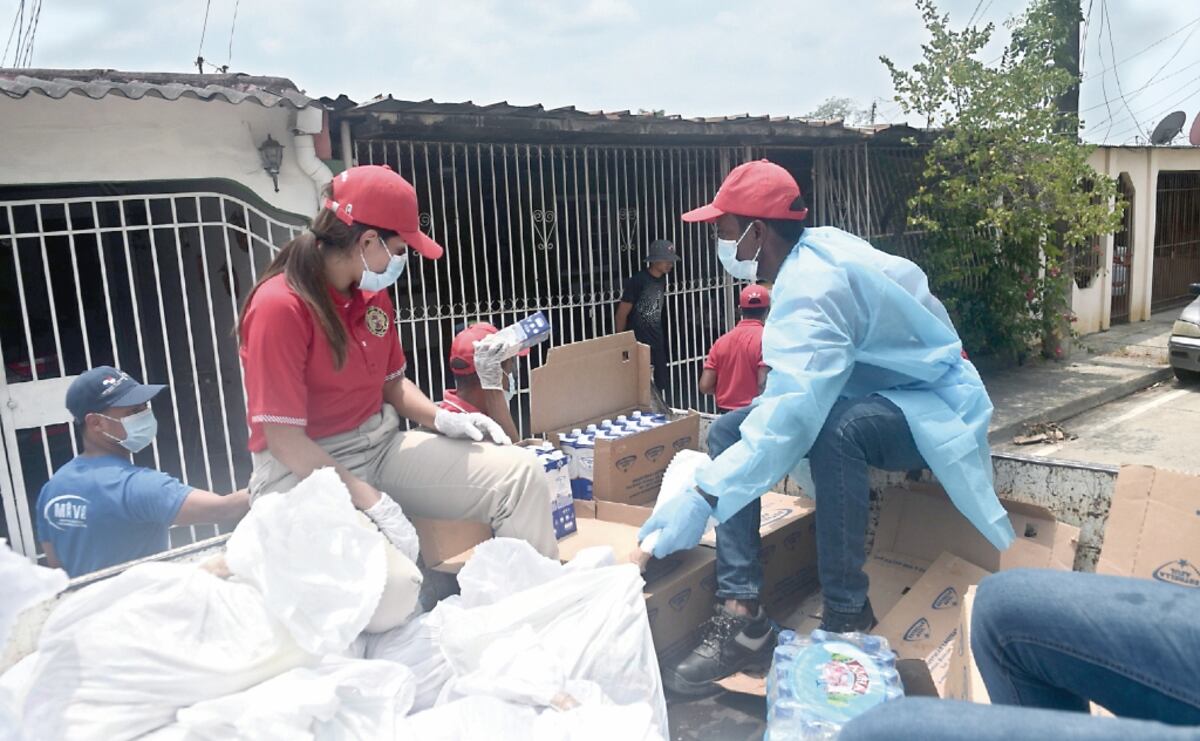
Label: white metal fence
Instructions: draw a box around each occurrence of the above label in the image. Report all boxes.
[0,189,306,559]
[1,141,756,561]
[354,140,749,427]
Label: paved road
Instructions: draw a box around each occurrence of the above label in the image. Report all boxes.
[994,377,1200,472]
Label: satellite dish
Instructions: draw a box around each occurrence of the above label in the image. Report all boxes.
[1190,111,1200,146]
[1150,111,1186,145]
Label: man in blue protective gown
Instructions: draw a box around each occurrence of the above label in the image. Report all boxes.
[639,160,1015,695]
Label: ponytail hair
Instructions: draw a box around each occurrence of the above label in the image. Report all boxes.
[237,184,393,370]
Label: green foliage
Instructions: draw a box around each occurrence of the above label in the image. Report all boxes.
[806,96,869,125]
[881,0,1122,359]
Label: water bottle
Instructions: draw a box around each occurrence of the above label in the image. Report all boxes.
[766,629,904,740]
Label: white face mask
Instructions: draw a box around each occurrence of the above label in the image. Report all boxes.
[716,223,759,282]
[98,407,158,453]
[359,236,407,291]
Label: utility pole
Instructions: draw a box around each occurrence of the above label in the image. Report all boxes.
[1045,0,1083,360]
[1052,0,1082,139]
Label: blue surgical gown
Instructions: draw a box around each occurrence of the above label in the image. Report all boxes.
[694,227,1015,551]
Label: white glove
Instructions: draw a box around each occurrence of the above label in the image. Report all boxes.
[363,493,420,563]
[434,408,512,445]
[473,334,515,391]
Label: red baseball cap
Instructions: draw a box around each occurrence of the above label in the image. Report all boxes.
[739,284,771,309]
[448,323,529,376]
[323,165,444,259]
[682,159,808,224]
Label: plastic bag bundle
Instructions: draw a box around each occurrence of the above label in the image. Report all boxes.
[224,468,391,654]
[0,540,67,741]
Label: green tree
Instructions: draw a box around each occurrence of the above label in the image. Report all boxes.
[882,0,1121,360]
[806,96,869,125]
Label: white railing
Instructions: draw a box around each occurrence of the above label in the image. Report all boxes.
[2,141,757,562]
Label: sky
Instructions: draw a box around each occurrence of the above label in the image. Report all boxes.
[3,0,1199,145]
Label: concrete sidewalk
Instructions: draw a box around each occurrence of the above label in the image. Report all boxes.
[984,310,1178,444]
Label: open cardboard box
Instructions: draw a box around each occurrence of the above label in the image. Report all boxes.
[776,484,1080,697]
[700,492,820,611]
[431,498,717,657]
[1096,465,1200,586]
[531,332,701,507]
[944,465,1200,707]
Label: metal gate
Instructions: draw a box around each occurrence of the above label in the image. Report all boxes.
[0,187,305,559]
[1151,170,1200,313]
[1111,173,1135,324]
[354,140,747,421]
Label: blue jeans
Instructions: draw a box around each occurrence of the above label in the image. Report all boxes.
[841,570,1200,739]
[711,396,926,611]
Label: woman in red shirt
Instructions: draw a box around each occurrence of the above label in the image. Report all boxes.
[237,166,557,569]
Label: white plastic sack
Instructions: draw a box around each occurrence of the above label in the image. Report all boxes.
[399,691,663,741]
[397,695,539,740]
[1,540,68,741]
[164,657,415,741]
[364,605,458,712]
[225,468,391,654]
[437,538,668,736]
[21,563,313,740]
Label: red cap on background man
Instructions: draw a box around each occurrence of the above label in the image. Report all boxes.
[323,165,445,259]
[449,323,530,376]
[739,284,771,309]
[682,160,808,224]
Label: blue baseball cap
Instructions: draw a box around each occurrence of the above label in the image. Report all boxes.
[65,366,166,422]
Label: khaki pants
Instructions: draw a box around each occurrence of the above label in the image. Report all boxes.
[249,404,558,559]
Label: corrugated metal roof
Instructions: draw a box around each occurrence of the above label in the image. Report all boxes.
[0,69,315,109]
[330,94,913,144]
[340,94,853,129]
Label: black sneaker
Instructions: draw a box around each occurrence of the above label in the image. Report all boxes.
[818,598,877,634]
[662,603,777,696]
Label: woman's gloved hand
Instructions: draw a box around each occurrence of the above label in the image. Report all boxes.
[434,408,512,445]
[362,492,420,563]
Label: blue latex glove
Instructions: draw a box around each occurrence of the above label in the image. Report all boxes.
[636,487,714,559]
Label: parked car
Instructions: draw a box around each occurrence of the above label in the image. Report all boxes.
[1169,283,1200,383]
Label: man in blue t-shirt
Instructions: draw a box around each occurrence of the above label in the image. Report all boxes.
[36,366,249,577]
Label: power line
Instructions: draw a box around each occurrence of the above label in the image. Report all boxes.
[966,0,985,27]
[1095,0,1115,140]
[1128,17,1200,101]
[1089,70,1200,134]
[1082,11,1200,81]
[1079,0,1095,75]
[1104,73,1200,143]
[1081,58,1200,115]
[19,0,43,67]
[226,0,239,67]
[3,1,24,66]
[195,0,212,73]
[1102,0,1143,140]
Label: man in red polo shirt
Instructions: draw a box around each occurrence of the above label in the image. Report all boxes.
[699,285,770,412]
[439,323,525,443]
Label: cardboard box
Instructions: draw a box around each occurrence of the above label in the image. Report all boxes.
[1096,465,1200,586]
[432,498,717,657]
[530,332,700,507]
[776,484,1081,694]
[876,553,990,695]
[875,484,1079,572]
[944,585,989,703]
[700,492,819,610]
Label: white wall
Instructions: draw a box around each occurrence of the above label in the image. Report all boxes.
[1077,146,1200,333]
[0,93,321,217]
